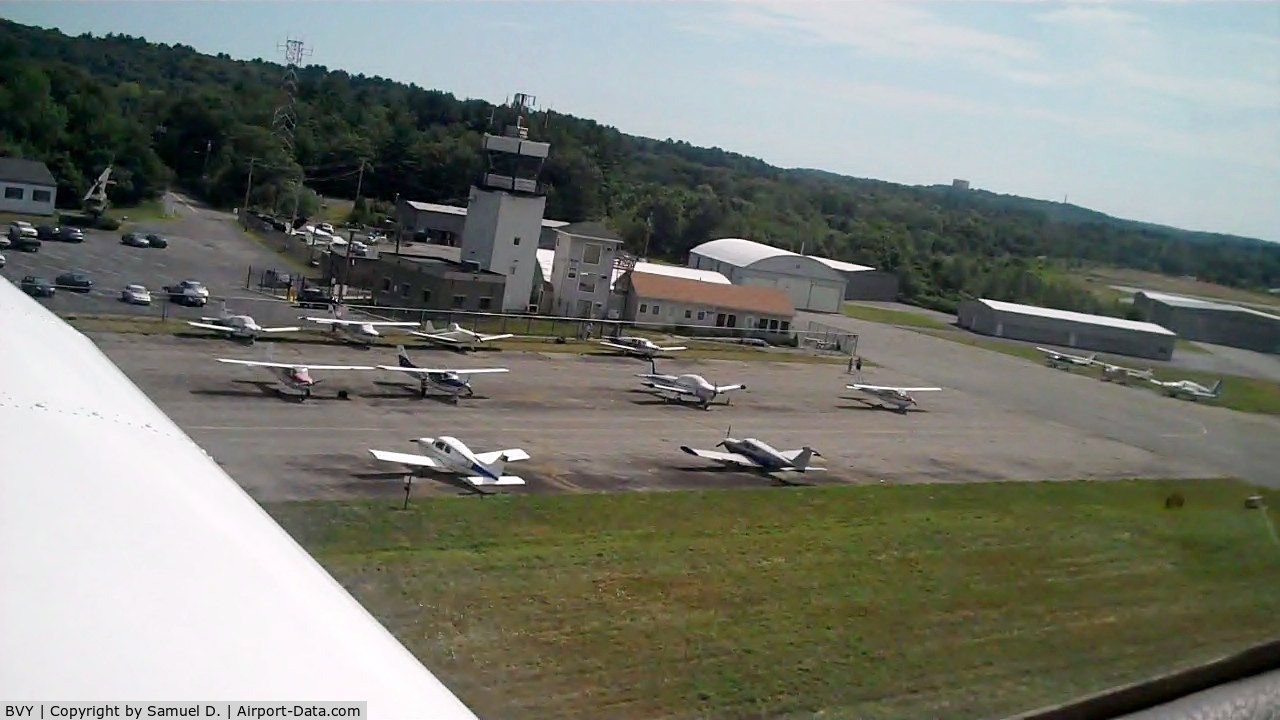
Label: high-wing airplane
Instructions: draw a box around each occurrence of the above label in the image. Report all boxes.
[1,274,479,717]
[300,304,419,346]
[680,428,823,484]
[599,335,687,358]
[186,301,301,342]
[377,345,509,401]
[844,383,942,412]
[1147,377,1224,401]
[216,356,374,398]
[368,436,531,494]
[1036,346,1097,370]
[1096,360,1155,385]
[411,320,513,349]
[636,359,745,409]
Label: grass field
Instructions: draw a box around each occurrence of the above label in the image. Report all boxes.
[268,478,1280,720]
[1073,266,1280,312]
[913,328,1280,415]
[1176,339,1210,354]
[842,302,951,330]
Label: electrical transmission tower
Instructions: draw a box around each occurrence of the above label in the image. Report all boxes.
[271,38,312,226]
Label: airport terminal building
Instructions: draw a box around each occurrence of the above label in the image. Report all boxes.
[958,298,1176,360]
[1134,290,1280,355]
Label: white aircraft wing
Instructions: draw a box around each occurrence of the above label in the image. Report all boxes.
[476,332,514,342]
[465,476,525,486]
[377,366,510,376]
[0,276,477,717]
[368,449,442,469]
[847,384,942,392]
[658,345,688,352]
[679,446,761,467]
[473,448,531,464]
[217,359,375,371]
[304,317,419,328]
[410,330,465,344]
[599,340,640,352]
[713,383,747,393]
[259,325,302,333]
[644,381,695,395]
[187,321,235,333]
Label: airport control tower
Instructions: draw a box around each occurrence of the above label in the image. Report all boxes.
[460,93,550,312]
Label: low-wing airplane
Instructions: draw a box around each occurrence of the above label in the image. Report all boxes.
[377,345,509,401]
[599,335,687,358]
[636,359,745,409]
[680,428,823,484]
[216,356,374,399]
[411,320,513,350]
[1036,346,1097,370]
[1096,360,1154,385]
[1147,377,1224,401]
[844,383,942,412]
[299,304,419,346]
[368,436,531,494]
[186,301,301,342]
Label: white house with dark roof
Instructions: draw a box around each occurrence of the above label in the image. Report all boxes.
[550,221,623,318]
[0,158,57,216]
[687,238,846,313]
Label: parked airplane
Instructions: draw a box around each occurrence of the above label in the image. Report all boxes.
[636,359,745,409]
[216,356,374,398]
[368,436,531,494]
[1096,361,1154,385]
[599,335,687,358]
[1148,377,1224,401]
[412,320,513,349]
[299,304,419,346]
[1036,346,1097,370]
[377,345,509,401]
[186,301,301,342]
[844,383,942,412]
[680,428,823,483]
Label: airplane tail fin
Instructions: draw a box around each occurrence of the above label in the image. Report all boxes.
[482,453,509,478]
[1211,379,1224,396]
[396,344,414,368]
[792,447,817,470]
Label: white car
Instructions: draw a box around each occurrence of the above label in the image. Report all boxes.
[120,284,152,305]
[316,222,336,236]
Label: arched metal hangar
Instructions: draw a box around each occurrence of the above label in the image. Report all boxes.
[686,238,847,313]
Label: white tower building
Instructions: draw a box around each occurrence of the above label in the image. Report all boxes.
[460,93,550,312]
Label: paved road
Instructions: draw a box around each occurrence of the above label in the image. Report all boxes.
[800,311,1280,488]
[1118,669,1280,720]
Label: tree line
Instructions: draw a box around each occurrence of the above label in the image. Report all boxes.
[2,18,1277,316]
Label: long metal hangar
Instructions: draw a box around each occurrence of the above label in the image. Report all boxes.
[958,298,1176,360]
[687,238,847,313]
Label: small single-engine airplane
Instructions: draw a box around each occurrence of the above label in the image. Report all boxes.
[844,383,942,412]
[368,435,531,494]
[1096,360,1154,385]
[1147,377,1224,401]
[1036,346,1097,370]
[598,335,687,358]
[636,359,745,410]
[680,428,823,484]
[299,305,419,346]
[186,301,301,342]
[215,356,374,399]
[377,345,509,401]
[411,320,514,350]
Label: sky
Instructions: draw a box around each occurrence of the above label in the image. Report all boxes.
[3,1,1278,241]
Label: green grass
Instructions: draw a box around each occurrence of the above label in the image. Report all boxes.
[1177,339,1210,354]
[112,198,175,225]
[913,328,1280,415]
[842,302,951,330]
[267,478,1280,720]
[64,314,188,334]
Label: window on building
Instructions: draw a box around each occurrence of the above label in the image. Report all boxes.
[780,321,790,332]
[382,277,392,292]
[582,243,602,265]
[452,295,466,309]
[4,187,22,200]
[399,283,410,298]
[726,314,737,328]
[422,289,432,304]
[651,305,660,315]
[478,296,492,310]
[513,236,521,246]
[769,319,779,330]
[639,303,648,313]
[578,279,596,294]
[715,313,726,327]
[758,318,769,329]
[32,189,51,203]
[567,270,577,280]
[685,310,692,319]
[697,311,706,321]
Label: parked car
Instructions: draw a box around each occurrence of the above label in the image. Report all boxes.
[55,271,93,293]
[8,223,41,252]
[121,232,150,248]
[316,222,336,236]
[120,284,152,305]
[296,286,334,309]
[20,275,55,297]
[57,226,85,243]
[163,279,209,307]
[0,252,6,269]
[36,224,58,241]
[144,233,169,249]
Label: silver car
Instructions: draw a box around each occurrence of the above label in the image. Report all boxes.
[120,284,152,305]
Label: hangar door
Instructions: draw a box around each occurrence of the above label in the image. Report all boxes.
[741,274,841,313]
[805,283,842,313]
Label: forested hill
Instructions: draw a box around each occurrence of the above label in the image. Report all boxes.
[1,18,1277,315]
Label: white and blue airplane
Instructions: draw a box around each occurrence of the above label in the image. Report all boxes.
[1036,346,1097,370]
[844,383,942,412]
[1148,377,1224,401]
[300,304,420,346]
[368,436,531,495]
[377,345,509,402]
[599,335,687,358]
[187,301,301,342]
[680,428,823,485]
[412,320,513,350]
[636,359,745,410]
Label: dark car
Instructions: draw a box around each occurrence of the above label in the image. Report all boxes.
[296,286,334,310]
[121,232,149,248]
[20,275,55,297]
[36,225,58,241]
[144,233,169,249]
[57,226,85,243]
[55,271,93,293]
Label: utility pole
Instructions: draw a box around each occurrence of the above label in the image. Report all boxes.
[241,157,256,228]
[290,169,304,230]
[201,139,213,178]
[354,159,366,206]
